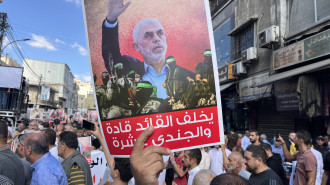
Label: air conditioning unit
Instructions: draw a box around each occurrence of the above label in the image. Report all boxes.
[258,25,279,48]
[233,62,246,76]
[242,47,257,64]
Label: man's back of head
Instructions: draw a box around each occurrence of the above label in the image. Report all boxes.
[25,133,49,163]
[296,130,312,146]
[192,169,215,185]
[42,128,56,146]
[210,173,248,185]
[59,131,78,150]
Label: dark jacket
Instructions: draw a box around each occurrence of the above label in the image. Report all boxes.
[266,153,289,185]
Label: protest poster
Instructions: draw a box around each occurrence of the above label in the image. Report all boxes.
[78,136,93,163]
[90,150,107,185]
[29,108,45,120]
[83,0,224,156]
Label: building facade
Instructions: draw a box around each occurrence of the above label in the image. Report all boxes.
[23,59,79,113]
[210,0,330,139]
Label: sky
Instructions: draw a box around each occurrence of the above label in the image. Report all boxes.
[0,0,92,83]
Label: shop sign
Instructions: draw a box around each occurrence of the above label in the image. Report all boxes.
[273,29,330,70]
[239,73,272,101]
[274,79,299,111]
[219,64,235,83]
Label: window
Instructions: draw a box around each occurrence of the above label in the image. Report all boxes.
[214,17,234,67]
[231,24,254,60]
[289,0,330,37]
[210,0,231,16]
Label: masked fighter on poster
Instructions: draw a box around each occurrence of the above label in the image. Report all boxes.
[102,0,194,101]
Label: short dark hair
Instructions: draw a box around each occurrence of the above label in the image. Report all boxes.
[260,143,272,152]
[42,122,50,128]
[54,119,60,125]
[114,158,133,182]
[0,120,8,139]
[210,173,248,185]
[25,133,49,155]
[296,130,312,145]
[59,131,78,149]
[245,145,267,164]
[188,149,202,165]
[250,130,259,136]
[43,128,56,145]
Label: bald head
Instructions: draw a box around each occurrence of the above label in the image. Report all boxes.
[25,133,49,155]
[229,152,244,164]
[193,169,216,185]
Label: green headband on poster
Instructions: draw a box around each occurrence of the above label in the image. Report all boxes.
[204,50,212,55]
[126,70,135,77]
[114,63,123,68]
[166,58,176,63]
[137,83,157,97]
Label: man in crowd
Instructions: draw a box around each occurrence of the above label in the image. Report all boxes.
[28,120,39,131]
[16,134,33,185]
[260,134,270,144]
[192,169,215,185]
[249,130,261,146]
[241,130,251,150]
[58,131,92,185]
[168,151,188,185]
[278,130,317,185]
[272,138,285,163]
[0,120,25,184]
[210,173,248,185]
[209,145,231,175]
[226,152,251,180]
[314,135,328,159]
[244,145,283,185]
[182,149,202,185]
[285,131,297,154]
[260,143,289,185]
[42,128,63,163]
[24,133,67,184]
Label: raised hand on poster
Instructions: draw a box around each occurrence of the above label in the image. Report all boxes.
[130,126,171,185]
[107,0,131,22]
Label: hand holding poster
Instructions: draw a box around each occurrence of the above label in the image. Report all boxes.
[83,0,224,156]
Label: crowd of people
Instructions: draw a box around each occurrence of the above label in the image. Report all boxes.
[1,116,330,185]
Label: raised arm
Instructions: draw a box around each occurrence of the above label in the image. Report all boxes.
[106,0,131,23]
[278,135,296,162]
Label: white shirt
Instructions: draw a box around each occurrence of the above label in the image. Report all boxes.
[49,146,64,163]
[208,148,231,175]
[241,136,251,151]
[188,166,201,185]
[311,148,323,185]
[199,148,210,170]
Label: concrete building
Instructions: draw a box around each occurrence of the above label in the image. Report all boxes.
[210,0,330,138]
[75,79,95,112]
[0,56,20,67]
[23,59,78,113]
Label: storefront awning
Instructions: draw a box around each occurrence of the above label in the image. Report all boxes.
[253,59,330,88]
[220,82,235,91]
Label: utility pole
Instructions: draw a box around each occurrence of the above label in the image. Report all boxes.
[0,12,8,55]
[35,74,42,108]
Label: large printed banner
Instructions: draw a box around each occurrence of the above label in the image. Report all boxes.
[83,0,224,156]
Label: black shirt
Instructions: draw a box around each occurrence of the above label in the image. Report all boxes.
[266,153,289,185]
[323,152,330,185]
[249,168,284,185]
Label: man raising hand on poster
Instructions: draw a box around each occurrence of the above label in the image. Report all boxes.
[103,0,193,99]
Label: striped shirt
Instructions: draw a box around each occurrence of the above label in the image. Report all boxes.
[68,163,85,185]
